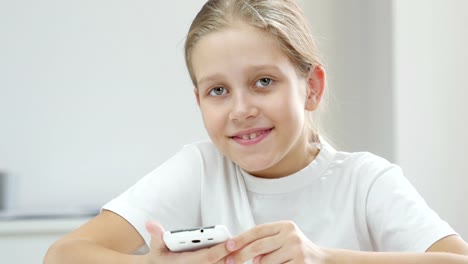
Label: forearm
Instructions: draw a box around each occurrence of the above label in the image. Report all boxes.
[326,248,468,264]
[44,239,145,264]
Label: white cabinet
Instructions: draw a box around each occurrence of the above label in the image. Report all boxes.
[0,218,90,263]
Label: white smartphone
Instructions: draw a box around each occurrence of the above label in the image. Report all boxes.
[163,225,232,252]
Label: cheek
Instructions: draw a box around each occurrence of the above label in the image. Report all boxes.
[270,93,305,123]
[200,105,225,135]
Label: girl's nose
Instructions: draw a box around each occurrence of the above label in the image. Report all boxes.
[228,92,259,122]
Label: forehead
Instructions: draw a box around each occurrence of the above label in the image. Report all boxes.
[191,24,296,84]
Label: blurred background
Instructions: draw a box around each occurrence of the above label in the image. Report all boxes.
[0,0,467,262]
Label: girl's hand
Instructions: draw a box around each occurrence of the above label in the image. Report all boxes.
[224,221,330,264]
[142,221,232,264]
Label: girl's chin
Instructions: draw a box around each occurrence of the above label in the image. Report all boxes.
[236,161,273,175]
[227,152,277,174]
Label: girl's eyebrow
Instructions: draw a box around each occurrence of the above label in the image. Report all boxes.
[197,73,225,87]
[243,64,283,74]
[197,64,284,86]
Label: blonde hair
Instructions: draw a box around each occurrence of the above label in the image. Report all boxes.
[185,0,327,141]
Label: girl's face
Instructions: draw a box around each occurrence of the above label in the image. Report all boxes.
[191,23,324,178]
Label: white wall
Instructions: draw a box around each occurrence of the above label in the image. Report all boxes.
[394,0,468,240]
[302,0,394,158]
[0,0,208,211]
[303,0,468,239]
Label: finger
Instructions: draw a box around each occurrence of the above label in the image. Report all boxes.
[254,246,292,264]
[188,240,233,263]
[226,222,281,252]
[229,235,282,263]
[145,220,169,254]
[252,255,262,264]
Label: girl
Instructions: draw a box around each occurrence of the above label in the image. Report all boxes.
[44,0,468,263]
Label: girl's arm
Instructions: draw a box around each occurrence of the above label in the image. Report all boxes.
[44,210,231,264]
[43,210,147,264]
[327,235,468,264]
[224,221,468,264]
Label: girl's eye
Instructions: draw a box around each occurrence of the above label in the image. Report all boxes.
[208,87,227,96]
[256,78,273,88]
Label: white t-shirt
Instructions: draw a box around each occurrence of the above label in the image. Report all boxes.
[103,140,455,253]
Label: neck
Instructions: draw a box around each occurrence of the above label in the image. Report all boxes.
[249,133,321,179]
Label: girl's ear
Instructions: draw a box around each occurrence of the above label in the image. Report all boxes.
[305,65,326,111]
[194,88,200,106]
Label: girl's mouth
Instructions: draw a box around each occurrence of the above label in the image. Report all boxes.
[231,128,273,145]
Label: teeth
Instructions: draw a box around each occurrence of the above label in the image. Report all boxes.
[238,131,266,140]
[240,132,259,140]
[238,132,260,140]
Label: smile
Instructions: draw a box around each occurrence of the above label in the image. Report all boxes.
[239,131,266,140]
[231,128,273,146]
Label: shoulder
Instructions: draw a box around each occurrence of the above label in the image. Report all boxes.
[181,139,226,162]
[324,145,403,195]
[134,140,225,185]
[330,145,400,178]
[179,140,237,173]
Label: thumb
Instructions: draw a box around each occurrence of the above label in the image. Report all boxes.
[145,220,169,254]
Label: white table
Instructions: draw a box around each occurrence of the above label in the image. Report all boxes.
[0,217,90,263]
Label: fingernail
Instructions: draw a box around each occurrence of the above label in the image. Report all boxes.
[227,240,236,251]
[226,257,234,264]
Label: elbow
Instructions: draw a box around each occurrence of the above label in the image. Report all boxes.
[43,241,60,264]
[43,239,69,264]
